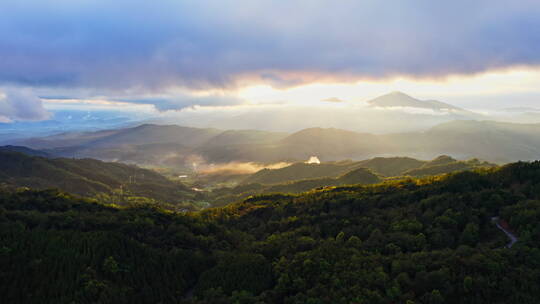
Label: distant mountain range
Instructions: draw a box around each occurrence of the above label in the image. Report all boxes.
[143,92,489,133]
[11,118,540,166]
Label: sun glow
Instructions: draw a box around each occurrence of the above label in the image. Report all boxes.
[238,67,540,106]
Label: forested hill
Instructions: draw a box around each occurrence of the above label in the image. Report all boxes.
[2,161,540,303]
[0,150,199,207]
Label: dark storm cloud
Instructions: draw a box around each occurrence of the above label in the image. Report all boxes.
[0,0,539,91]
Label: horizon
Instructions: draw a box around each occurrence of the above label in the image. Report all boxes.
[1,1,540,137]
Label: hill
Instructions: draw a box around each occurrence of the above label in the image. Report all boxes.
[20,125,289,167]
[197,129,287,148]
[16,128,122,149]
[0,145,50,157]
[420,120,540,162]
[243,161,360,185]
[2,162,540,302]
[87,124,222,148]
[263,167,381,194]
[11,119,540,165]
[278,127,384,160]
[0,151,199,208]
[242,156,494,186]
[355,156,426,176]
[209,156,495,206]
[259,167,381,195]
[17,124,222,149]
[404,157,496,177]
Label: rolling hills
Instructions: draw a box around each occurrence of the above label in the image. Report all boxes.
[2,161,540,303]
[241,155,495,184]
[0,147,496,211]
[207,156,496,206]
[9,118,540,169]
[0,150,199,208]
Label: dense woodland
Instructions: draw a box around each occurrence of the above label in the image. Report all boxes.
[1,161,540,303]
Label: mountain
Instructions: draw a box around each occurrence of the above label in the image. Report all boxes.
[16,129,122,149]
[277,127,385,160]
[419,120,540,162]
[194,129,289,163]
[354,156,426,176]
[243,161,361,185]
[0,150,199,207]
[18,124,289,167]
[198,129,287,148]
[262,167,381,194]
[88,124,222,148]
[18,124,221,150]
[242,156,494,186]
[0,145,50,157]
[403,157,496,177]
[421,155,457,167]
[11,119,540,166]
[209,156,495,206]
[2,161,540,303]
[367,91,466,112]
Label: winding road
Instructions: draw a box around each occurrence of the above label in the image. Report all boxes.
[491,216,518,248]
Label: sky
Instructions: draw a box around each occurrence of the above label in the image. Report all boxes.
[1,0,540,131]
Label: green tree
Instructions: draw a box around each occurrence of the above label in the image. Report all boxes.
[463,276,473,293]
[103,256,120,275]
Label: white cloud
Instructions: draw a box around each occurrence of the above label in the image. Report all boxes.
[0,89,51,122]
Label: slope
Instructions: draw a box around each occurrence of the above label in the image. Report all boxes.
[367,91,465,112]
[2,162,540,303]
[243,161,361,185]
[0,151,198,206]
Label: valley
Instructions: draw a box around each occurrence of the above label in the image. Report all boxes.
[0,144,498,211]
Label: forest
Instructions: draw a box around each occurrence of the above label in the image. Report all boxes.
[1,161,540,303]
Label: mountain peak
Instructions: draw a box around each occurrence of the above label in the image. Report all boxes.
[367,92,463,112]
[388,91,411,96]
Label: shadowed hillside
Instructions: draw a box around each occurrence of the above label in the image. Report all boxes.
[0,151,199,208]
[243,161,360,185]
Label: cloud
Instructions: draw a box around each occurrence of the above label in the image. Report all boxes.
[0,89,51,122]
[157,101,465,133]
[119,94,245,111]
[0,1,539,91]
